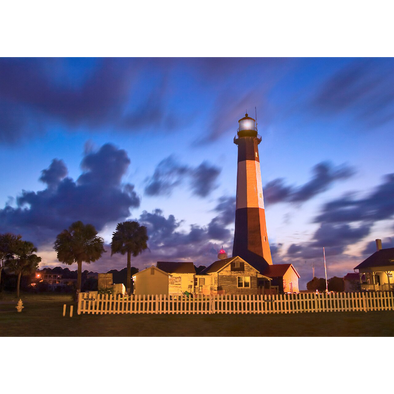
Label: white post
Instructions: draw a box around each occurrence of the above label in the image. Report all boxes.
[323,247,329,293]
[77,292,82,315]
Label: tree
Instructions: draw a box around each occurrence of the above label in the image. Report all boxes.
[111,221,148,295]
[328,276,345,292]
[307,277,326,292]
[54,221,105,292]
[0,233,22,291]
[107,267,139,288]
[5,240,41,298]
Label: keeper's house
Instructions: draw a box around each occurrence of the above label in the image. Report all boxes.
[354,239,394,291]
[199,256,272,295]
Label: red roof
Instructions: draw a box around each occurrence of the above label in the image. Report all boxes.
[343,273,359,281]
[263,264,300,278]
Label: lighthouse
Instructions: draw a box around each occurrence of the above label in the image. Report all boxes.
[232,113,273,270]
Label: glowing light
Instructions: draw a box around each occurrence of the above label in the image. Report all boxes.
[239,118,255,131]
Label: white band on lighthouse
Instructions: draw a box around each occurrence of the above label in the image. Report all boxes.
[236,160,265,210]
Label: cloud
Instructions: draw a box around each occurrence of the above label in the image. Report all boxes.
[264,178,293,204]
[39,159,68,189]
[286,241,346,260]
[311,223,372,248]
[207,196,235,240]
[139,209,182,242]
[190,162,221,198]
[197,89,270,145]
[361,237,394,255]
[315,173,394,224]
[134,196,235,267]
[264,161,355,205]
[283,174,394,263]
[311,59,394,128]
[140,196,235,248]
[0,143,140,246]
[0,58,186,144]
[144,156,189,197]
[144,155,221,198]
[0,59,132,139]
[78,143,131,187]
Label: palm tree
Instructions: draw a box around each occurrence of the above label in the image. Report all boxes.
[54,221,105,292]
[5,240,41,298]
[111,221,148,295]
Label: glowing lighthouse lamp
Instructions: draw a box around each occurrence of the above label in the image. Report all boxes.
[238,114,257,134]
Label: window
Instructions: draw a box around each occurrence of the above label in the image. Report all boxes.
[199,278,205,286]
[231,261,244,271]
[237,276,250,288]
[150,267,155,275]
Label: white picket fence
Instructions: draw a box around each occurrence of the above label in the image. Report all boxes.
[77,291,394,315]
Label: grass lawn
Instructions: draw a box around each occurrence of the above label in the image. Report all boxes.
[1,292,394,336]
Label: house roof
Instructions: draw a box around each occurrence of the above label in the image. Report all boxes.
[199,256,271,280]
[343,273,360,281]
[262,264,300,279]
[156,261,196,274]
[354,248,394,270]
[199,257,236,274]
[200,257,298,280]
[134,265,170,277]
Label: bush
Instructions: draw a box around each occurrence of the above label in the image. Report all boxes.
[307,277,327,292]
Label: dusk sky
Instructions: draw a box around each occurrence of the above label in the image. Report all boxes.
[1,57,393,289]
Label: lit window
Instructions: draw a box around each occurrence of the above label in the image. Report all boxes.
[238,277,250,288]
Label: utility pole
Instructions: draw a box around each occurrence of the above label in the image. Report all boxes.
[323,247,328,293]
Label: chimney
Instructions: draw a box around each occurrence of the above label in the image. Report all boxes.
[376,239,382,251]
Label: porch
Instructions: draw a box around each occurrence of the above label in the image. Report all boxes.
[361,284,394,291]
[359,270,394,292]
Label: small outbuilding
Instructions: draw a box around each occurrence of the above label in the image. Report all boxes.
[133,266,170,296]
[263,264,300,293]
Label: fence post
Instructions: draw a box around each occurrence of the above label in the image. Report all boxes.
[77,292,82,315]
[363,292,368,312]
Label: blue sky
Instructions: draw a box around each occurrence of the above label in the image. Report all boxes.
[0,57,393,289]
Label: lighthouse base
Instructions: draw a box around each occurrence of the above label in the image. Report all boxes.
[232,207,273,270]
